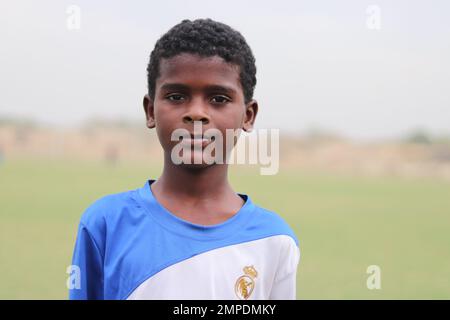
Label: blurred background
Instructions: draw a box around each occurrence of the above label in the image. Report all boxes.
[0,0,449,299]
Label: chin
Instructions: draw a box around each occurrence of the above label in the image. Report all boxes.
[177,162,216,171]
[170,148,218,169]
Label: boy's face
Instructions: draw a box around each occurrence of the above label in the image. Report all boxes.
[143,53,258,168]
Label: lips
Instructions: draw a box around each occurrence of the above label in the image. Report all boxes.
[179,134,214,148]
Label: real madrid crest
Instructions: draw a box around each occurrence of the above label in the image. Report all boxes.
[234,265,258,300]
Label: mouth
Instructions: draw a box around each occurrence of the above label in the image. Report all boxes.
[179,134,215,148]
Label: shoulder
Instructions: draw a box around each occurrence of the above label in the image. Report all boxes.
[247,203,299,247]
[79,188,138,235]
[250,206,301,273]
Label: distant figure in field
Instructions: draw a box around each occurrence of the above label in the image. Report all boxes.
[0,145,4,165]
[104,144,119,166]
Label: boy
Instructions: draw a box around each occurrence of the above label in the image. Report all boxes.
[69,18,300,300]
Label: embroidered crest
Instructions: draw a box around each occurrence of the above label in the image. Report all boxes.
[234,265,258,300]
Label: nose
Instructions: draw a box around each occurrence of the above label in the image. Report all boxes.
[182,99,210,125]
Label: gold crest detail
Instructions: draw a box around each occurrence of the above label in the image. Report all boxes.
[234,265,258,300]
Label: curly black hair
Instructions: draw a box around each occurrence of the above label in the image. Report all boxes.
[147,18,257,104]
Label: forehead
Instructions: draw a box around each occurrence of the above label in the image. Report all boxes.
[156,53,242,92]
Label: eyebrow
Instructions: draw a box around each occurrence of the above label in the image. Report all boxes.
[159,83,237,95]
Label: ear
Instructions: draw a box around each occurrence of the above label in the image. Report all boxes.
[143,94,156,129]
[242,99,258,132]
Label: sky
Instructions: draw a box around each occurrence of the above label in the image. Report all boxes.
[0,0,449,141]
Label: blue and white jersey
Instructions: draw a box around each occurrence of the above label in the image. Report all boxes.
[69,180,300,300]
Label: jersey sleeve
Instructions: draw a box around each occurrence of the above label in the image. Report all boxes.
[68,222,104,300]
[269,236,300,300]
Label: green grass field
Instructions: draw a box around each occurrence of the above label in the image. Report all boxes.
[1,158,449,299]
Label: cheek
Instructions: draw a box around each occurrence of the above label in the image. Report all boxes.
[215,116,244,145]
[154,107,177,148]
[215,108,245,129]
[154,104,178,129]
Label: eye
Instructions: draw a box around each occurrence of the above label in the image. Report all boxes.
[210,95,231,104]
[166,94,186,102]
